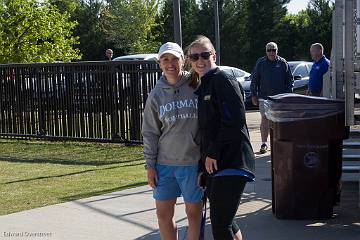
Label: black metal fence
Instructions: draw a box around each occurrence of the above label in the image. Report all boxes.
[0,61,162,143]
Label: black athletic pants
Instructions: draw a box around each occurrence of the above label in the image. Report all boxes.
[206,175,247,240]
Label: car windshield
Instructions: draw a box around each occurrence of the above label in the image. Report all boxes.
[293,65,309,78]
[233,69,245,78]
[219,67,248,79]
[221,68,234,76]
[288,62,301,74]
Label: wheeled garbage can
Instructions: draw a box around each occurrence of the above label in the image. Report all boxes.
[265,93,349,219]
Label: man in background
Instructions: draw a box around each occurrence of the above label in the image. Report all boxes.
[250,42,293,154]
[105,49,113,60]
[307,43,330,96]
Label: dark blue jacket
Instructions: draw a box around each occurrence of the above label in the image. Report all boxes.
[308,55,330,93]
[195,68,255,175]
[250,56,293,99]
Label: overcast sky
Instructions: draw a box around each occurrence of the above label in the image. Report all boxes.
[287,0,310,14]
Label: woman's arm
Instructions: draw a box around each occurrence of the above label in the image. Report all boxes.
[142,96,161,187]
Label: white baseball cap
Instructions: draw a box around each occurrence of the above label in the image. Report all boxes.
[158,42,184,60]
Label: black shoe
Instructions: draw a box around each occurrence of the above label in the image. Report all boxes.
[259,143,268,154]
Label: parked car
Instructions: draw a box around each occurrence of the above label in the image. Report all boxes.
[218,66,252,107]
[112,54,158,61]
[218,65,251,82]
[289,61,313,94]
[219,66,250,107]
[243,61,314,109]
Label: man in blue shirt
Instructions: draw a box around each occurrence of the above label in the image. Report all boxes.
[308,43,330,96]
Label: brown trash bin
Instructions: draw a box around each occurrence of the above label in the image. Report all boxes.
[265,94,349,220]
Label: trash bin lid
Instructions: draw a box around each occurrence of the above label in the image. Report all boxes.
[264,93,345,122]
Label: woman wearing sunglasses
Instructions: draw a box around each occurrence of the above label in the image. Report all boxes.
[188,36,255,240]
[142,42,203,240]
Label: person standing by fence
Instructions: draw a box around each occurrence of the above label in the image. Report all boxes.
[105,49,113,60]
[142,42,203,240]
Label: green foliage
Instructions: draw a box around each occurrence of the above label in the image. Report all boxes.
[0,0,81,63]
[102,0,160,54]
[72,0,109,60]
[241,0,290,70]
[157,0,202,48]
[48,0,79,14]
[274,0,334,61]
[304,0,334,57]
[220,0,248,67]
[0,0,335,66]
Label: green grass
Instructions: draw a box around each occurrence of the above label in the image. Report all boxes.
[0,139,147,216]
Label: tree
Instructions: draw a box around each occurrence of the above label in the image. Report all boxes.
[274,0,334,61]
[304,0,334,57]
[48,0,79,14]
[193,0,290,70]
[101,0,160,54]
[72,0,110,60]
[241,0,290,70]
[220,0,249,68]
[156,0,201,48]
[196,0,216,43]
[0,0,80,63]
[273,13,308,61]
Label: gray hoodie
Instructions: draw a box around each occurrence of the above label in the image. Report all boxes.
[142,72,200,167]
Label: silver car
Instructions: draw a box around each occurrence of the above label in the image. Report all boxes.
[288,61,313,94]
[218,65,251,82]
[112,54,158,61]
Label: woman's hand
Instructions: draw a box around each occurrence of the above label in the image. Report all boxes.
[205,157,218,174]
[147,168,158,189]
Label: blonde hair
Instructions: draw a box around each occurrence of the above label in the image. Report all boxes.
[187,35,216,55]
[186,36,216,88]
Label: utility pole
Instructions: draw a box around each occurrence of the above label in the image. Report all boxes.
[173,0,182,47]
[214,0,220,65]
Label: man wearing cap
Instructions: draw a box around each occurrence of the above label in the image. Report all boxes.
[250,42,293,154]
[142,42,203,240]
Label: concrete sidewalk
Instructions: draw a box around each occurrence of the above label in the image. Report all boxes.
[0,111,359,240]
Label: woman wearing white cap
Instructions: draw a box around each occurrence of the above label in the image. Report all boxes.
[142,42,203,240]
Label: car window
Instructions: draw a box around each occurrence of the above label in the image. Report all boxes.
[289,63,300,73]
[233,69,245,78]
[221,68,235,77]
[293,65,309,78]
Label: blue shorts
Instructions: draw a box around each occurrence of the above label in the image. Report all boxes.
[153,164,204,204]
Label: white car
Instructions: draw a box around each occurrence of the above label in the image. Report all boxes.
[218,66,251,82]
[112,54,158,61]
[218,66,251,103]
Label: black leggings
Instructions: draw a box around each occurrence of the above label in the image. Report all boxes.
[206,175,247,240]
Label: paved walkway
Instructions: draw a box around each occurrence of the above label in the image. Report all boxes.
[0,111,359,240]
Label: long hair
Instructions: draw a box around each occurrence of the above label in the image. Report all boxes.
[186,35,216,88]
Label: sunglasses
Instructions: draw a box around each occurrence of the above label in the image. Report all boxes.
[188,52,212,61]
[266,49,277,53]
